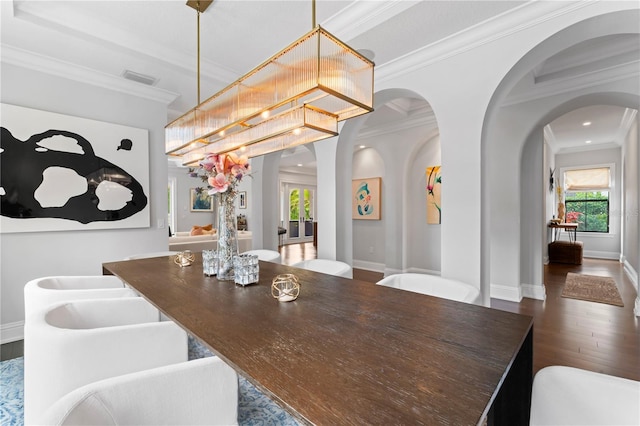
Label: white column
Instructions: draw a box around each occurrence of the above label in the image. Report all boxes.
[314,136,338,260]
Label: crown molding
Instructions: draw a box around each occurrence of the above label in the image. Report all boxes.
[2,44,180,105]
[555,141,619,155]
[324,0,418,42]
[11,0,237,85]
[355,109,438,142]
[501,60,639,107]
[375,1,593,84]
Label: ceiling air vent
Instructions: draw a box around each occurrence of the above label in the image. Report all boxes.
[122,70,157,86]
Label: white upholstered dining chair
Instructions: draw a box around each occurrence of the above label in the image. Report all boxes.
[24,297,188,425]
[530,366,640,425]
[24,275,137,320]
[38,357,239,426]
[376,273,481,304]
[242,249,282,263]
[292,259,353,278]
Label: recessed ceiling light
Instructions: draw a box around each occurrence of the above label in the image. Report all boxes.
[359,145,366,149]
[297,163,303,167]
[585,140,592,144]
[582,121,592,126]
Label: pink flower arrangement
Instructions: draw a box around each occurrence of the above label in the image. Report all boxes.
[565,211,582,223]
[189,152,250,196]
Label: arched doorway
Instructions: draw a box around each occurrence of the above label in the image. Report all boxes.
[336,88,440,276]
[482,10,640,303]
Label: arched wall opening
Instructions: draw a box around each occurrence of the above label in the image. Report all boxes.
[519,95,639,297]
[482,9,640,302]
[336,88,441,276]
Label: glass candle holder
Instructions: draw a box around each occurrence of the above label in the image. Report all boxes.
[233,254,259,286]
[271,274,300,302]
[202,249,218,276]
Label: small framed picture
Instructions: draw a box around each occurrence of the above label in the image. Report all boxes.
[239,191,247,209]
[190,188,213,212]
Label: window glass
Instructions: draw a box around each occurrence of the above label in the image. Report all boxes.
[565,191,609,232]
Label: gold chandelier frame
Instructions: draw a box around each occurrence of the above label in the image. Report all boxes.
[166,0,374,164]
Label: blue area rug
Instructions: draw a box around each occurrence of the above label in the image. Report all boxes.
[0,337,299,425]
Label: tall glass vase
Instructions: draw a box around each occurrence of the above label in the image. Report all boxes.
[216,191,238,280]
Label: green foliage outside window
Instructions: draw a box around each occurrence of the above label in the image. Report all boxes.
[290,189,299,220]
[565,191,609,233]
[289,189,312,221]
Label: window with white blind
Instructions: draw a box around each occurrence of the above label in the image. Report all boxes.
[563,167,611,233]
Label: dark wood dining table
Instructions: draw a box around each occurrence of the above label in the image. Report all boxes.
[103,255,533,426]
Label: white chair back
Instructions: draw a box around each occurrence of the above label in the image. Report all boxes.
[24,298,187,425]
[24,276,136,320]
[242,249,282,263]
[292,259,352,278]
[376,273,480,304]
[39,358,238,426]
[530,366,640,425]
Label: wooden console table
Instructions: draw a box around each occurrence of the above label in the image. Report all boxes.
[549,222,578,243]
[103,256,533,425]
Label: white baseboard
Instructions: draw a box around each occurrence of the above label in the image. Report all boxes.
[405,267,441,276]
[623,259,638,291]
[621,260,639,317]
[584,250,620,260]
[352,260,385,273]
[383,267,402,277]
[490,283,522,302]
[521,283,546,301]
[1,321,24,344]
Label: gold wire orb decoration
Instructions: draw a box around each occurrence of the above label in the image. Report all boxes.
[271,274,300,302]
[174,250,195,267]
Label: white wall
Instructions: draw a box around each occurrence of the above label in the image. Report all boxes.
[348,121,438,275]
[622,116,639,291]
[544,139,556,263]
[1,63,170,341]
[555,148,622,259]
[407,135,442,274]
[520,129,545,301]
[352,148,386,268]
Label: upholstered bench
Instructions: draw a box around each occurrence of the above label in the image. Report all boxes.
[549,240,583,265]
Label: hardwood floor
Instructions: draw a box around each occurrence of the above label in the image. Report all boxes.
[3,247,637,384]
[492,259,639,381]
[278,242,317,266]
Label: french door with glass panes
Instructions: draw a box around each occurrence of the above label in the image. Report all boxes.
[284,185,315,244]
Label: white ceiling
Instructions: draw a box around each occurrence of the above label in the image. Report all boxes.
[2,0,637,167]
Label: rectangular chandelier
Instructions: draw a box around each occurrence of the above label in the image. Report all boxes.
[166,25,374,164]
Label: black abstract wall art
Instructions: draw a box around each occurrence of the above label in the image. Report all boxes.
[0,104,150,233]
